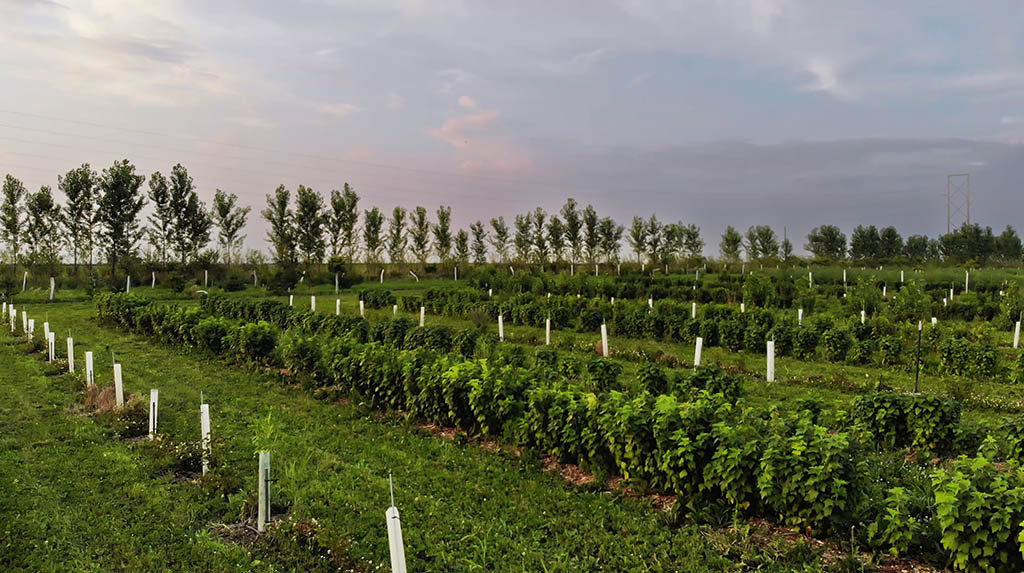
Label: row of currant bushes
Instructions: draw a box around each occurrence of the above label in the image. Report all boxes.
[465,266,1009,316]
[356,289,396,309]
[120,292,731,396]
[401,289,1012,378]
[194,291,1000,460]
[95,292,1024,571]
[97,292,859,534]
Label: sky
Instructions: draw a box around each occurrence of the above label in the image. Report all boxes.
[1,0,1023,257]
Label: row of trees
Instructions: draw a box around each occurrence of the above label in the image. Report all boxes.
[0,162,250,276]
[261,191,633,267]
[3,160,1022,273]
[801,223,1022,265]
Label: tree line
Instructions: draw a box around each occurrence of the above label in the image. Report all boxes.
[2,160,1021,279]
[1,161,249,277]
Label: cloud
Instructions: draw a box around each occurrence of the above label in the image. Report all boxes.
[0,0,237,107]
[538,47,611,75]
[943,71,1024,93]
[1001,115,1024,125]
[317,103,361,118]
[457,95,476,108]
[225,116,277,129]
[529,136,1024,252]
[438,68,472,94]
[433,110,532,172]
[434,111,499,147]
[627,72,652,88]
[802,58,858,100]
[387,92,404,109]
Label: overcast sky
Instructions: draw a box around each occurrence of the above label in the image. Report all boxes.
[1,0,1023,256]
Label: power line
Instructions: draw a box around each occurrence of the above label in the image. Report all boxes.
[0,109,563,189]
[0,143,491,202]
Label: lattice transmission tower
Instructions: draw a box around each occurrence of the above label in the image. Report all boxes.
[947,173,970,233]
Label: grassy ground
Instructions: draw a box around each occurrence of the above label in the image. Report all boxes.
[1,300,847,571]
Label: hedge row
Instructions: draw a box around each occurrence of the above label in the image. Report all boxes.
[403,289,1009,378]
[465,266,1009,320]
[98,292,865,535]
[95,292,1024,570]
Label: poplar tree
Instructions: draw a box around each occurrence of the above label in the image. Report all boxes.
[409,206,431,265]
[598,217,623,262]
[386,206,407,264]
[294,185,325,265]
[582,205,600,263]
[532,207,548,264]
[1,174,27,268]
[362,207,384,264]
[97,159,146,276]
[211,189,250,264]
[645,215,663,264]
[454,229,470,264]
[146,171,172,263]
[628,216,648,263]
[681,224,703,259]
[547,215,565,263]
[719,226,742,262]
[167,164,210,265]
[513,212,532,263]
[262,185,295,264]
[470,220,488,263]
[25,185,63,269]
[432,205,453,263]
[327,184,359,263]
[59,164,98,272]
[489,216,510,263]
[560,198,582,264]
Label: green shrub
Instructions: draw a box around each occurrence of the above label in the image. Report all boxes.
[281,335,323,382]
[758,416,860,533]
[233,321,278,366]
[793,328,819,359]
[879,336,903,366]
[586,357,622,390]
[933,456,1024,573]
[867,487,926,557]
[852,392,961,456]
[1012,351,1024,385]
[192,317,231,355]
[821,328,852,363]
[939,336,971,376]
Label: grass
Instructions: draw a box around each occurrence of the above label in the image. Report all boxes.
[1,300,846,571]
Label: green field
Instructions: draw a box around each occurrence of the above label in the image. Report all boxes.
[5,265,1024,572]
[1,297,856,572]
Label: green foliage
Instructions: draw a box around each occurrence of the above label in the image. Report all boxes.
[879,335,903,366]
[852,392,961,455]
[821,328,852,363]
[192,317,230,355]
[757,416,860,533]
[868,485,925,556]
[281,334,323,383]
[933,456,1024,572]
[358,289,395,309]
[1012,351,1024,385]
[232,321,278,366]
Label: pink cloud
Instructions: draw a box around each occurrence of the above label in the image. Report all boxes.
[432,110,532,173]
[433,111,499,147]
[346,147,378,161]
[458,95,477,108]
